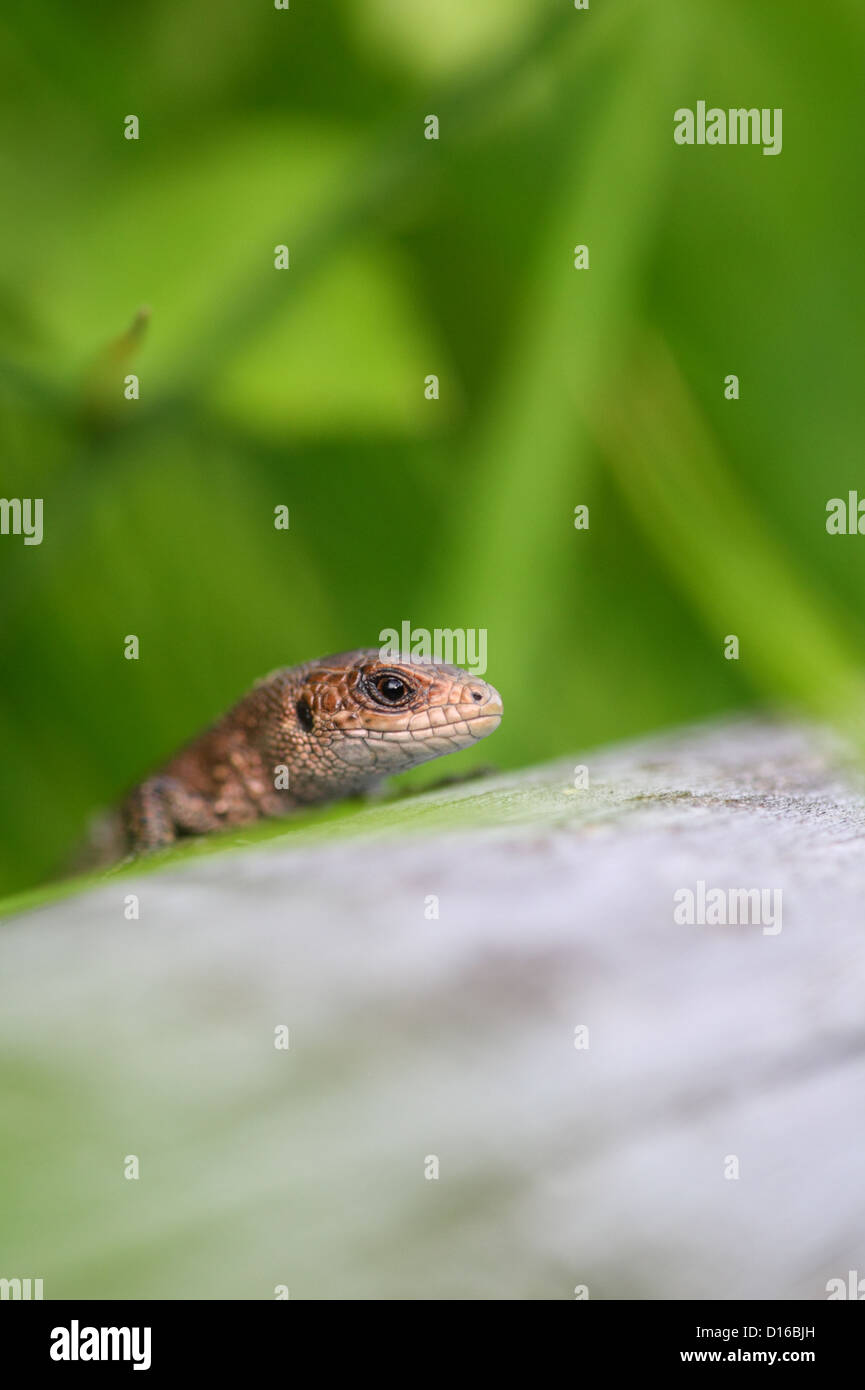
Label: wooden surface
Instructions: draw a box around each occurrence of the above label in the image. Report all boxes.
[1,717,864,1299]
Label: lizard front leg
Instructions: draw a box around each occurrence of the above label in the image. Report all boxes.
[121,776,222,853]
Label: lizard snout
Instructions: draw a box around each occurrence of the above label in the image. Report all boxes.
[459,679,503,740]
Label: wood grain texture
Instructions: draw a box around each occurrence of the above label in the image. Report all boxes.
[1,718,863,1299]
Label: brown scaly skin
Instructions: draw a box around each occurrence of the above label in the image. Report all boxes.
[109,649,503,858]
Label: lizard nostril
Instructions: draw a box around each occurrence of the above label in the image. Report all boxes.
[469,689,484,703]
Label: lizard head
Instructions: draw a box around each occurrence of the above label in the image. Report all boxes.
[288,648,503,785]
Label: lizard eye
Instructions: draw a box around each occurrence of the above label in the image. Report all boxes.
[373,673,411,704]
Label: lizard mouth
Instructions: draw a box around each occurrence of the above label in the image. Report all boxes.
[467,710,502,740]
[334,666,503,764]
[412,685,503,750]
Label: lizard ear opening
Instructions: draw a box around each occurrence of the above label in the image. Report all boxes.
[295,697,314,732]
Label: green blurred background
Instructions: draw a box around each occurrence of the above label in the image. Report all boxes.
[1,0,864,898]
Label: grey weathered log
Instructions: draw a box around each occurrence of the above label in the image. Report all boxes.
[1,717,864,1300]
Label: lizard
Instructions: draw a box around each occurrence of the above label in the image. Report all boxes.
[93,648,503,860]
